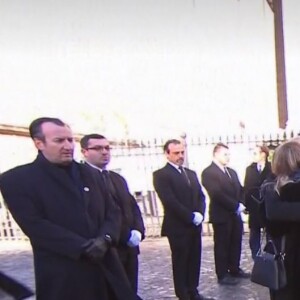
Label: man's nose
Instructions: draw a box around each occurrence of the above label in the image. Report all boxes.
[64,140,74,148]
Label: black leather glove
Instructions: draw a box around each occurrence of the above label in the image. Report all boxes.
[82,237,109,263]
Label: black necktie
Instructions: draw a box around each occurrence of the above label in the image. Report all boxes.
[178,166,191,186]
[224,167,232,179]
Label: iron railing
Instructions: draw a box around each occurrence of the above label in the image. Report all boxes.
[0,130,298,240]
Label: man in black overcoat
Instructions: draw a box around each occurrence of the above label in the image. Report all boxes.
[153,139,214,300]
[80,133,145,293]
[244,145,272,259]
[201,143,249,285]
[0,117,137,300]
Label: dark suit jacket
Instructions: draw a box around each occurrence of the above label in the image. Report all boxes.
[106,170,145,257]
[201,162,244,224]
[244,162,272,228]
[153,163,206,237]
[0,154,136,300]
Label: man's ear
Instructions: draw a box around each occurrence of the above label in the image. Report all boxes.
[33,138,45,151]
[81,148,87,157]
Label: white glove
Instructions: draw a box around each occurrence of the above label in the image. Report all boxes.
[236,203,246,215]
[127,230,142,247]
[192,212,204,226]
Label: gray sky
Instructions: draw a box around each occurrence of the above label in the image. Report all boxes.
[0,0,299,138]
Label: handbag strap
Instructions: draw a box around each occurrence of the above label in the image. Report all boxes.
[280,235,286,254]
[257,228,267,254]
[259,229,286,256]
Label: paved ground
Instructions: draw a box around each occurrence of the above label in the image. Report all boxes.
[0,235,269,300]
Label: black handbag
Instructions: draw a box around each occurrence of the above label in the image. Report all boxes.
[251,235,287,290]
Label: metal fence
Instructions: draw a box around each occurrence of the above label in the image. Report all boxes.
[109,131,297,237]
[0,130,298,240]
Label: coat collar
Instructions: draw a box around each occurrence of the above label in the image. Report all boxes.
[211,161,225,173]
[34,153,87,205]
[249,161,271,174]
[166,162,181,173]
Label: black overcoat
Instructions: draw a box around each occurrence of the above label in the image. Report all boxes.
[0,154,136,300]
[244,162,272,228]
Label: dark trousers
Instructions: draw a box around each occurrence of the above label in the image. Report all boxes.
[167,229,202,299]
[249,226,270,260]
[212,215,243,279]
[249,227,262,260]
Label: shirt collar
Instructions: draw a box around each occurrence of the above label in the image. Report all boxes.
[167,161,181,172]
[85,161,106,173]
[213,159,227,172]
[257,162,265,170]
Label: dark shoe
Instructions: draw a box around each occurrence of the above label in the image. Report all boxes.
[191,294,216,300]
[218,275,239,285]
[0,272,34,300]
[229,268,251,279]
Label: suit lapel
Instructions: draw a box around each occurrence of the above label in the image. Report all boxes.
[165,163,186,180]
[109,173,122,200]
[211,162,234,186]
[165,163,193,190]
[211,162,225,178]
[108,173,131,219]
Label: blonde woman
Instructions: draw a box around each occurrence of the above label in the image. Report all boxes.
[263,140,300,300]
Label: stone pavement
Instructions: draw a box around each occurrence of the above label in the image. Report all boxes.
[0,235,269,300]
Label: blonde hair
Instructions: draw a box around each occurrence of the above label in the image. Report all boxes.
[272,140,300,191]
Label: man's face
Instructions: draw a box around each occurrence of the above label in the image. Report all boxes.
[166,143,185,166]
[34,122,75,165]
[81,138,111,169]
[252,147,265,163]
[214,146,230,166]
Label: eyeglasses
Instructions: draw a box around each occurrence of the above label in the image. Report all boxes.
[86,146,111,152]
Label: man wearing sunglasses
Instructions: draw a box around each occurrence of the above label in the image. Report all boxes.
[80,134,145,294]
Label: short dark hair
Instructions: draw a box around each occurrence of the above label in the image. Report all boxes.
[80,134,107,149]
[213,142,229,154]
[163,139,181,154]
[256,144,270,158]
[29,117,65,141]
